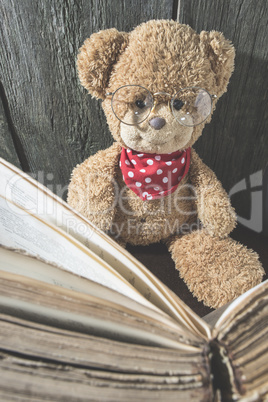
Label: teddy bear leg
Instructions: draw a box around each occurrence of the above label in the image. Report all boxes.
[168,229,264,309]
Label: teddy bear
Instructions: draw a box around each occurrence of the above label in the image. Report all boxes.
[68,20,264,309]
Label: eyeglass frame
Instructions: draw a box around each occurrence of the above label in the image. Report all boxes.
[105,84,217,127]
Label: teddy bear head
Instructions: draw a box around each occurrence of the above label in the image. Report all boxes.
[77,20,234,154]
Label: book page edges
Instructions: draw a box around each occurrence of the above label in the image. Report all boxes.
[0,246,182,332]
[0,157,211,339]
[212,280,268,336]
[0,269,202,351]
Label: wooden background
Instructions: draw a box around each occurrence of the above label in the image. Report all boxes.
[0,0,267,229]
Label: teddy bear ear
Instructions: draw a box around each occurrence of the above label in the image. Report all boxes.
[200,30,235,96]
[77,28,129,100]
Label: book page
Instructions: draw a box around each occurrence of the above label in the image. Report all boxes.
[0,315,212,402]
[0,246,180,332]
[212,280,268,401]
[212,280,268,335]
[0,196,155,310]
[0,269,204,351]
[0,158,211,339]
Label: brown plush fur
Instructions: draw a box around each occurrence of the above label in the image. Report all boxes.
[169,230,264,308]
[68,20,264,309]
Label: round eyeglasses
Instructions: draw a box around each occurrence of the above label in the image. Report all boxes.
[106,85,217,127]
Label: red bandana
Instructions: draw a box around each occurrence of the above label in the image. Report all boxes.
[119,147,191,201]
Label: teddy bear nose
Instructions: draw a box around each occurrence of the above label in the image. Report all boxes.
[149,117,166,130]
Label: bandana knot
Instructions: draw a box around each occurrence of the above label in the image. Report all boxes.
[119,147,191,201]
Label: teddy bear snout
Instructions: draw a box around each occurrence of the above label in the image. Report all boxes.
[149,117,166,130]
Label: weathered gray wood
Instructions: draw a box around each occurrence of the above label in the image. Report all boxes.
[0,84,21,168]
[1,0,266,226]
[0,0,173,199]
[178,0,268,209]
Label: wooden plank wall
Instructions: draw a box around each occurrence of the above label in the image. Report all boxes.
[0,0,267,222]
[0,0,174,196]
[178,0,268,220]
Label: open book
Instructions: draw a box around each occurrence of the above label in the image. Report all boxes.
[0,157,267,401]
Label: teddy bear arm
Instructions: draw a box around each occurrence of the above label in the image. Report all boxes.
[67,142,121,232]
[189,149,237,238]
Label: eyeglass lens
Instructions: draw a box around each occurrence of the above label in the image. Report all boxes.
[171,87,212,127]
[111,85,212,127]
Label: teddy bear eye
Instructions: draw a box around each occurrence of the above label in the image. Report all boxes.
[135,99,146,109]
[173,99,184,111]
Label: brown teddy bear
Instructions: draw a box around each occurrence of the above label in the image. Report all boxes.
[68,20,264,309]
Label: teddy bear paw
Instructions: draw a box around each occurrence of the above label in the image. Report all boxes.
[169,230,264,309]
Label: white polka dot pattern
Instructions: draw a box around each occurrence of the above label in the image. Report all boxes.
[119,147,191,201]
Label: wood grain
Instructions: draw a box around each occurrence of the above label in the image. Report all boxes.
[0,84,21,168]
[178,0,268,215]
[0,0,266,223]
[0,0,173,198]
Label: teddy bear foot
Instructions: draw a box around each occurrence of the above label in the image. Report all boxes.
[169,229,265,309]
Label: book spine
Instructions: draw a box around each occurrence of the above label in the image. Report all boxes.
[210,340,242,401]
